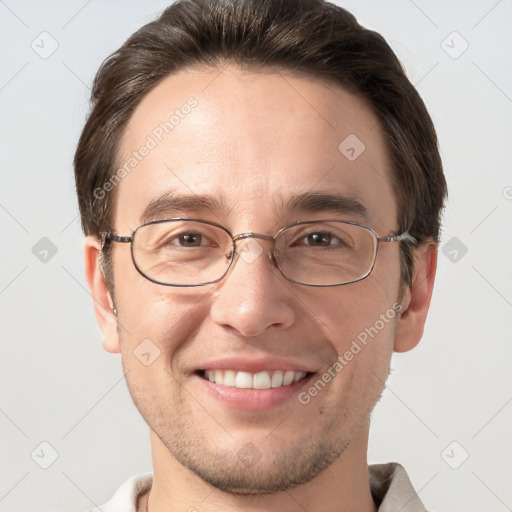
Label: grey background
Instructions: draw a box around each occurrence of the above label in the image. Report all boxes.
[0,1,511,511]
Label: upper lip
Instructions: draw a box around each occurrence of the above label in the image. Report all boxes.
[195,356,317,374]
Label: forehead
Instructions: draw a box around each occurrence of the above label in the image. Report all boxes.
[115,65,397,232]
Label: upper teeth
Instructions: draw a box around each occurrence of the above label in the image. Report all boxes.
[203,370,307,389]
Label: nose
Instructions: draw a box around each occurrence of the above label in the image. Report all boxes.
[209,238,296,337]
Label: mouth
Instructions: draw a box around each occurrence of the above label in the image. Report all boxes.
[195,369,314,390]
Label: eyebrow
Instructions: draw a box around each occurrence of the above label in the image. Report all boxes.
[140,189,369,224]
[140,189,227,224]
[283,191,369,221]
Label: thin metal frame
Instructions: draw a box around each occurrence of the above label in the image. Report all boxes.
[101,217,416,287]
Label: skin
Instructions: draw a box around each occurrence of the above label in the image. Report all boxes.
[85,64,437,512]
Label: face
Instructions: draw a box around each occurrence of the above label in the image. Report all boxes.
[98,65,410,493]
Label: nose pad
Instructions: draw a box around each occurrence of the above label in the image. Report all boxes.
[268,248,281,268]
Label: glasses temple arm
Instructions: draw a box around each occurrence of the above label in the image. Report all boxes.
[100,232,132,249]
[380,232,418,243]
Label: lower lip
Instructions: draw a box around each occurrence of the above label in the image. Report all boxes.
[193,373,316,410]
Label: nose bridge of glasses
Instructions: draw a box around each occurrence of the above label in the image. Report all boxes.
[233,232,274,243]
[232,232,278,266]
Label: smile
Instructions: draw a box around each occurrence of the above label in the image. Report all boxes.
[198,369,312,389]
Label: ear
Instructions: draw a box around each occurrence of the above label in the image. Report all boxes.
[84,236,120,354]
[394,242,438,353]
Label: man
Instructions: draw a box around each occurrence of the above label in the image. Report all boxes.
[75,0,446,510]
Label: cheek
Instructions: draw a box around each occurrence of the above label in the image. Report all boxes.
[117,288,206,347]
[301,284,399,403]
[308,277,400,348]
[115,292,199,398]
[113,258,216,373]
[335,313,396,371]
[323,309,397,412]
[112,246,188,332]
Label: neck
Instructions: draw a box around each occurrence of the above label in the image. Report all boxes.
[144,426,377,512]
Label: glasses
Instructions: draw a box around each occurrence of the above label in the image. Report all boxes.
[101,218,416,287]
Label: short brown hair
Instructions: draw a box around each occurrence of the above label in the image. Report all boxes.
[74,0,446,287]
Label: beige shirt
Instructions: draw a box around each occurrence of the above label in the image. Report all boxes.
[89,463,427,512]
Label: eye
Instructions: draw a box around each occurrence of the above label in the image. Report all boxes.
[297,231,348,247]
[169,231,212,248]
[137,221,228,255]
[304,232,333,246]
